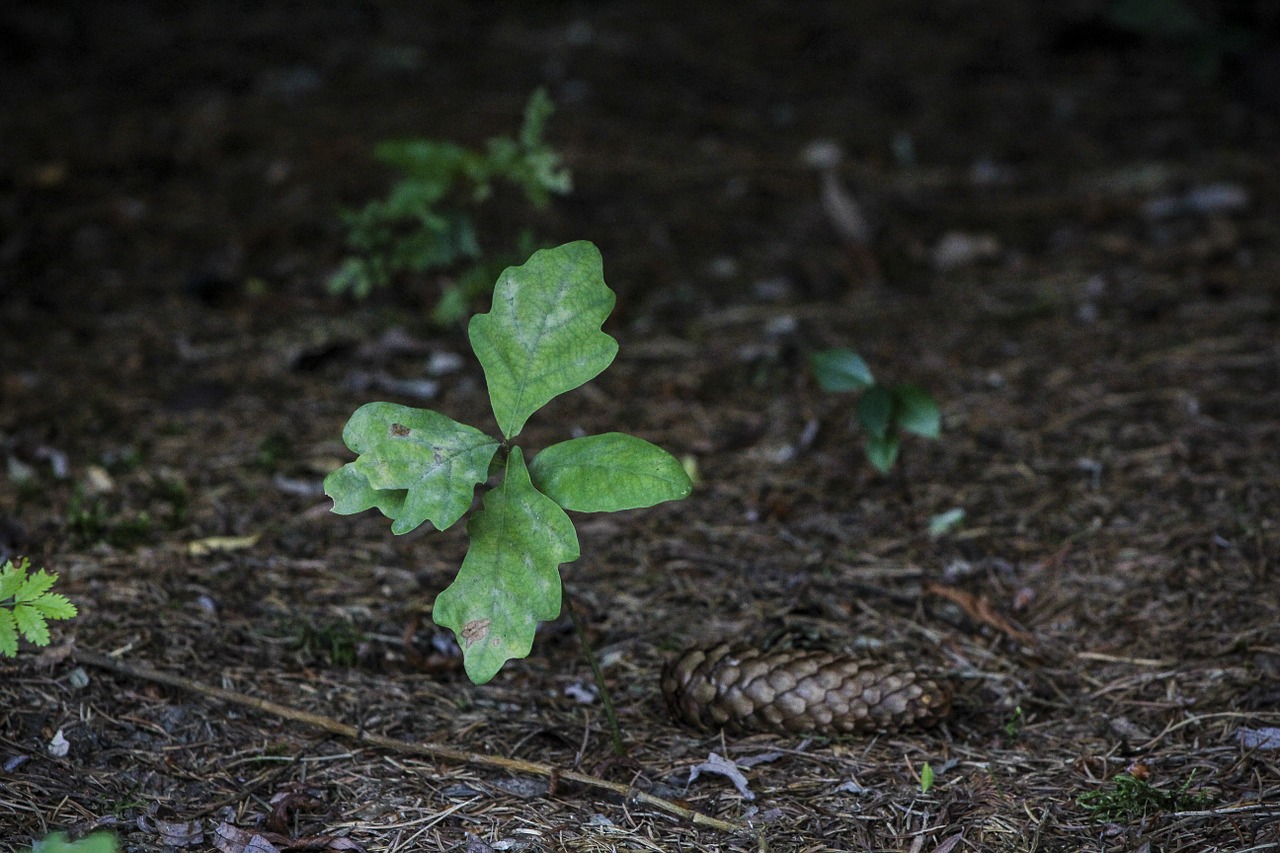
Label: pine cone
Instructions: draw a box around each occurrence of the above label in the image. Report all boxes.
[662,643,952,735]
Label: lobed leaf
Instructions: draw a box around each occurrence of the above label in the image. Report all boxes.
[374,139,469,199]
[15,568,57,603]
[528,432,692,512]
[0,611,16,658]
[469,242,618,440]
[432,448,579,684]
[324,464,408,520]
[31,592,77,621]
[893,384,941,439]
[811,348,875,392]
[14,603,49,646]
[0,559,26,601]
[326,402,500,535]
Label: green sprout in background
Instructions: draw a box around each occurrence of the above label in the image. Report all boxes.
[919,762,936,794]
[0,557,78,658]
[325,241,692,690]
[328,88,572,324]
[810,348,941,472]
[1003,705,1025,743]
[1077,771,1213,822]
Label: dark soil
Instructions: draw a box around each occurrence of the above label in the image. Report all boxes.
[3,2,1279,851]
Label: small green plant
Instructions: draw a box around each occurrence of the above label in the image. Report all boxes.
[67,491,152,548]
[810,348,940,472]
[325,241,692,684]
[256,430,292,470]
[28,833,117,853]
[290,616,364,667]
[919,762,935,794]
[1003,705,1025,743]
[329,88,572,324]
[154,477,189,529]
[1077,771,1213,822]
[0,557,78,658]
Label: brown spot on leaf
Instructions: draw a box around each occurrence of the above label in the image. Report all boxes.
[390,423,411,437]
[460,619,491,648]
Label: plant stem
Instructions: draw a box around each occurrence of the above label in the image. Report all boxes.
[895,448,915,507]
[563,593,625,756]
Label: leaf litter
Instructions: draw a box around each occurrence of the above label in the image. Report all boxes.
[4,2,1280,852]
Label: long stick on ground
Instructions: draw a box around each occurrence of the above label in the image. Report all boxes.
[73,648,748,836]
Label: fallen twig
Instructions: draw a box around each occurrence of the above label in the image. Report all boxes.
[73,648,749,836]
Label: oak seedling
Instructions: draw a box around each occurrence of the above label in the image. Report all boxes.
[325,241,692,684]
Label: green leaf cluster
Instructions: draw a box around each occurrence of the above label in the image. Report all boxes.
[810,348,940,472]
[325,242,691,684]
[328,88,572,323]
[0,557,78,658]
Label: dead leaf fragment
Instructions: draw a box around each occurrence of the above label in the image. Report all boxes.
[687,752,755,801]
[932,833,964,853]
[266,785,325,833]
[925,582,1036,646]
[464,835,495,853]
[213,821,365,853]
[154,817,204,847]
[47,730,69,757]
[213,824,279,853]
[1238,727,1280,750]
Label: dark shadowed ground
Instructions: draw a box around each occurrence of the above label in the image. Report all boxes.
[2,2,1278,851]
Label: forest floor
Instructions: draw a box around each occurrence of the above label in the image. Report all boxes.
[2,2,1278,851]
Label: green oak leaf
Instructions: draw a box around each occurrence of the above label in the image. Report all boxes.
[528,432,692,512]
[323,463,407,521]
[893,384,941,439]
[811,348,875,392]
[469,241,618,440]
[325,402,500,535]
[432,447,579,684]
